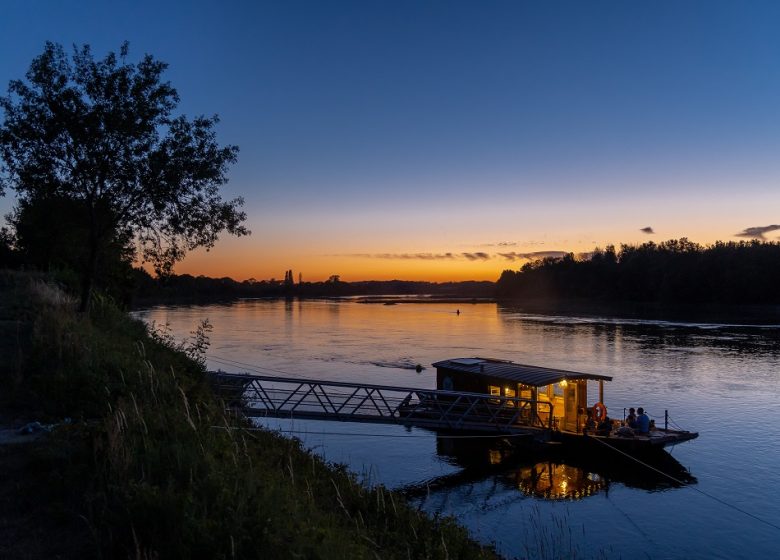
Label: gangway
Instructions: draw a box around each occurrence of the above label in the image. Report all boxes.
[210,372,554,436]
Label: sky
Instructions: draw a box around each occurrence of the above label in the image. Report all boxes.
[1,0,780,282]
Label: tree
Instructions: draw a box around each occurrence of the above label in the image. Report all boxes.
[0,226,19,268]
[0,42,248,310]
[10,194,137,302]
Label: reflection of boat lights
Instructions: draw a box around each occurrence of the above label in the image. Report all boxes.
[513,462,606,501]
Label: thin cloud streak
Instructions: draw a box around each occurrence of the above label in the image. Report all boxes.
[735,225,780,240]
[339,250,568,262]
[462,252,491,261]
[497,251,568,261]
[343,253,457,260]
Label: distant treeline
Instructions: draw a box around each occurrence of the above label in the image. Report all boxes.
[7,231,780,307]
[132,268,495,304]
[497,239,780,304]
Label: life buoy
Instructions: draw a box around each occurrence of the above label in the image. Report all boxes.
[593,402,607,422]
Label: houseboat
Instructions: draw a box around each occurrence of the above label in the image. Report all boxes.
[432,357,698,453]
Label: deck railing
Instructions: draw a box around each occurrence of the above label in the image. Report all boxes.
[211,372,554,433]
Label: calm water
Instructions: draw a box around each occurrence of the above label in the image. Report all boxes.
[134,299,780,559]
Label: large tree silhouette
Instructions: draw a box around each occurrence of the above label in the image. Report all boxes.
[0,42,248,309]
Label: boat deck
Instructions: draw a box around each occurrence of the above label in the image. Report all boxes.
[556,427,699,452]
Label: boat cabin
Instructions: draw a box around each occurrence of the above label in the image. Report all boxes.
[432,357,613,433]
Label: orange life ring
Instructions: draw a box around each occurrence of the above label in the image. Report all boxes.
[593,402,607,422]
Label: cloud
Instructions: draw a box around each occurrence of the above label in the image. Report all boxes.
[640,226,655,234]
[497,251,568,261]
[735,225,780,240]
[340,250,568,263]
[341,252,493,262]
[359,253,457,260]
[476,241,517,248]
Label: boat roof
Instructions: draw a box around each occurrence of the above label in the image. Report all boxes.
[432,357,613,387]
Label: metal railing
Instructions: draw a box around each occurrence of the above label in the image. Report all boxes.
[211,372,554,433]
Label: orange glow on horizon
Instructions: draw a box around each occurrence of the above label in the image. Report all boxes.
[169,227,739,283]
[173,250,507,283]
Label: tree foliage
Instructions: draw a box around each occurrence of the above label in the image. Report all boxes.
[496,239,780,304]
[0,42,248,308]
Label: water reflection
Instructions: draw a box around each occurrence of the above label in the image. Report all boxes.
[401,436,695,503]
[498,303,780,358]
[509,462,606,500]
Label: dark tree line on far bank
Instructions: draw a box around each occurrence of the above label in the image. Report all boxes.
[496,238,780,305]
[129,270,495,304]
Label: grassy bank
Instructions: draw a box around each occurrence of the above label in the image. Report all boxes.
[0,271,499,559]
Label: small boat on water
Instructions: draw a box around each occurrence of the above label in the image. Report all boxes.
[431,357,698,453]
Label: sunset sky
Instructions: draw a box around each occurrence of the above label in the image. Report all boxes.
[2,0,780,282]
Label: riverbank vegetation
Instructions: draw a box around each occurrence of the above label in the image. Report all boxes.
[132,270,496,304]
[0,271,499,559]
[497,239,780,304]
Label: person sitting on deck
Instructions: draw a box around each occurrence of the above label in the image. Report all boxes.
[635,407,650,434]
[583,415,596,434]
[626,407,637,428]
[597,415,612,436]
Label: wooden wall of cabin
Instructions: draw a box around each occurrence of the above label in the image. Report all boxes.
[436,369,533,401]
[434,369,595,432]
[436,368,486,394]
[577,380,588,431]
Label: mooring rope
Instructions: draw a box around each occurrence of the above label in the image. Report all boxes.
[211,425,534,439]
[603,492,659,548]
[590,436,780,532]
[208,354,297,377]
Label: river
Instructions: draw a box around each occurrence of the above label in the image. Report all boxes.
[134,299,780,559]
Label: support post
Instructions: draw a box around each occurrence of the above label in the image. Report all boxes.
[598,380,604,404]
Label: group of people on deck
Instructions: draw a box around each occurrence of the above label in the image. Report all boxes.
[624,407,651,434]
[586,406,651,436]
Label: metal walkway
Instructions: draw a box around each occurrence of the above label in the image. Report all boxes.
[211,372,554,435]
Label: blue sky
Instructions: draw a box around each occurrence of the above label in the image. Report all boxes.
[2,1,779,280]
